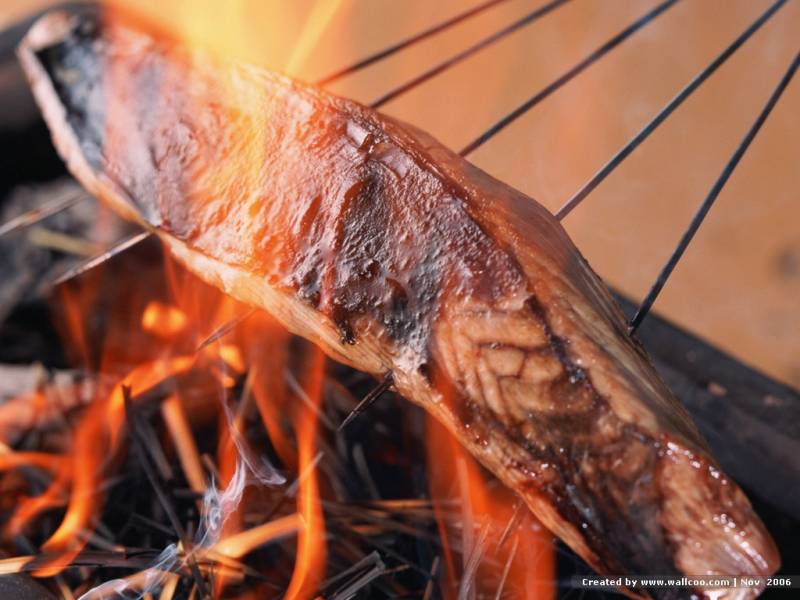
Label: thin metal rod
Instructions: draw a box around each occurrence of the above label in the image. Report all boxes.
[630,50,800,334]
[52,230,151,286]
[459,0,679,156]
[316,0,512,86]
[370,0,571,109]
[0,190,87,239]
[196,307,257,352]
[555,0,789,220]
[339,373,393,430]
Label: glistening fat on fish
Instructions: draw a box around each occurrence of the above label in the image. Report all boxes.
[18,7,779,599]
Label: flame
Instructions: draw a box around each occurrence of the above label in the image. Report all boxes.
[36,356,196,576]
[5,474,70,540]
[285,347,327,600]
[18,242,240,579]
[247,329,298,470]
[0,452,67,472]
[160,394,206,494]
[141,301,189,337]
[1,2,562,596]
[211,513,301,559]
[23,257,304,590]
[57,285,92,368]
[88,3,340,591]
[283,0,347,75]
[218,344,245,373]
[426,414,555,599]
[104,0,343,76]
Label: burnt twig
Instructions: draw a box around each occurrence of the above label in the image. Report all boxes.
[122,386,207,598]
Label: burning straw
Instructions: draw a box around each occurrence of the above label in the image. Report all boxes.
[0,232,556,598]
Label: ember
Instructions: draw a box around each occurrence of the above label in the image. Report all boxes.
[1,1,799,599]
[0,233,557,598]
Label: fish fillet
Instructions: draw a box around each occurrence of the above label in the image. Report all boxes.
[18,8,778,598]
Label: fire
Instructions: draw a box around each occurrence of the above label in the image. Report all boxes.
[104,0,344,76]
[0,2,559,597]
[8,247,321,591]
[141,301,189,337]
[427,414,555,599]
[11,219,336,592]
[161,394,206,494]
[36,355,197,577]
[285,347,327,600]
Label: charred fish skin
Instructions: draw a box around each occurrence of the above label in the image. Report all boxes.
[19,9,779,598]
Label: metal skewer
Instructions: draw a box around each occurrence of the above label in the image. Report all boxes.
[370,0,571,109]
[339,373,394,430]
[629,49,800,333]
[51,230,152,286]
[317,0,513,86]
[554,0,789,220]
[459,0,680,157]
[0,190,87,239]
[196,308,257,352]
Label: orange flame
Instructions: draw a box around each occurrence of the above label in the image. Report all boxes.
[104,0,345,76]
[161,394,206,494]
[426,414,555,599]
[36,356,195,576]
[285,346,327,599]
[212,513,301,559]
[5,2,562,596]
[247,329,298,470]
[141,301,189,337]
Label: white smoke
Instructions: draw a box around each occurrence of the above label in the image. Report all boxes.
[80,391,285,599]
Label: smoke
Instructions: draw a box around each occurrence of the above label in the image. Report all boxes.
[217,387,286,488]
[77,544,178,599]
[80,390,285,598]
[195,460,247,548]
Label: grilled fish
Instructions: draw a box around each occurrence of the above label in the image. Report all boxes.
[19,9,779,598]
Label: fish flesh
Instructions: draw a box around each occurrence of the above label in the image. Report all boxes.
[18,8,779,598]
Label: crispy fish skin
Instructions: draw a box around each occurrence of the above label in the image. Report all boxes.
[19,10,778,598]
